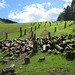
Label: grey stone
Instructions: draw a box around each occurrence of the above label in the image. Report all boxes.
[2,67,15,74]
[39,56,45,61]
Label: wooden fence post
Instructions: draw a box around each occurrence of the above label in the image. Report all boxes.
[54,27,56,32]
[34,34,36,40]
[64,21,66,28]
[6,33,8,40]
[33,40,38,53]
[20,27,22,37]
[35,26,36,30]
[31,31,33,38]
[31,27,32,32]
[48,32,51,38]
[38,24,40,28]
[50,22,51,26]
[25,56,30,64]
[24,29,26,35]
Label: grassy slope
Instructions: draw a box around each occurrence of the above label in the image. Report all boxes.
[0,21,75,75]
[14,50,75,75]
[0,20,5,24]
[0,21,75,40]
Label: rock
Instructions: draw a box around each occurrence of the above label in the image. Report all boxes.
[48,50,52,54]
[3,60,9,64]
[3,53,9,57]
[54,49,60,55]
[39,56,45,61]
[21,42,25,46]
[27,50,32,55]
[10,64,15,68]
[2,47,8,51]
[9,57,15,60]
[11,73,16,75]
[43,49,47,52]
[19,67,23,69]
[2,67,15,74]
[9,52,13,56]
[54,44,64,52]
[15,51,20,54]
[0,57,3,59]
[43,45,47,52]
[28,45,33,50]
[66,51,71,59]
[25,47,30,52]
[0,60,4,63]
[14,72,18,74]
[21,46,26,53]
[14,54,19,57]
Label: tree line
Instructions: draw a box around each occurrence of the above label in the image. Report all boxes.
[0,18,17,23]
[57,0,75,21]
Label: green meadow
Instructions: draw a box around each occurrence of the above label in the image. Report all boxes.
[0,21,75,39]
[0,20,75,75]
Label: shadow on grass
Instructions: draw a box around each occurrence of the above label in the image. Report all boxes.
[29,51,36,58]
[66,57,75,61]
[62,54,75,61]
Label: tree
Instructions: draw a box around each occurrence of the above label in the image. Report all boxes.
[57,13,64,21]
[64,5,71,21]
[71,0,75,20]
[57,0,75,21]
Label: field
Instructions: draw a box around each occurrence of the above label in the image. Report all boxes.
[0,21,75,39]
[0,20,75,75]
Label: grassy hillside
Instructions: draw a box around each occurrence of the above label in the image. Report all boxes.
[0,21,75,40]
[15,51,75,75]
[0,20,5,24]
[0,21,75,75]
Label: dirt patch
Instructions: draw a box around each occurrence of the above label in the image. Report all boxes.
[58,26,64,30]
[40,30,49,38]
[60,32,67,36]
[48,68,69,75]
[26,28,31,32]
[13,53,28,65]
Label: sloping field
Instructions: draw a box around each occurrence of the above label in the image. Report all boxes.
[0,21,75,40]
[0,21,75,75]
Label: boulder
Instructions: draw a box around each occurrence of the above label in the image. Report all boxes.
[2,67,15,74]
[43,45,47,52]
[21,46,26,53]
[10,64,15,68]
[48,50,52,54]
[54,50,60,55]
[39,56,45,61]
[54,44,64,52]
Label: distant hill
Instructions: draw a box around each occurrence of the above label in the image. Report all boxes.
[0,18,17,23]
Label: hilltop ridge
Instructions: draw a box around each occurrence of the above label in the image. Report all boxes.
[0,18,17,24]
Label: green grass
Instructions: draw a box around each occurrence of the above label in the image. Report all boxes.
[0,21,74,40]
[0,20,75,75]
[14,50,75,75]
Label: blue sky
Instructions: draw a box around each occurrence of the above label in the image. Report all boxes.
[0,0,72,23]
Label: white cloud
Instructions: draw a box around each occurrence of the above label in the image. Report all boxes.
[8,2,63,23]
[63,3,71,8]
[63,0,72,2]
[0,0,6,8]
[47,2,51,6]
